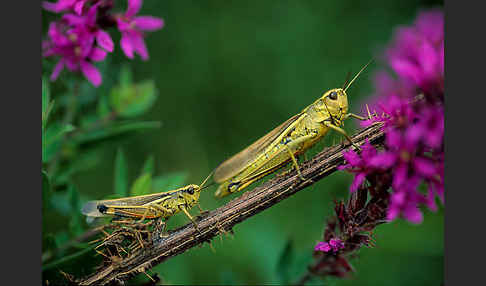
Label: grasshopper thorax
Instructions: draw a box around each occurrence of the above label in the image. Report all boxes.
[308,88,349,125]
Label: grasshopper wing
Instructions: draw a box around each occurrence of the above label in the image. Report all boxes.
[81,192,173,217]
[213,113,302,182]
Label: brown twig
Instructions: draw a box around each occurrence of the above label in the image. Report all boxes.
[78,122,385,286]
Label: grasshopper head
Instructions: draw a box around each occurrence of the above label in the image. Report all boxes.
[312,88,348,123]
[182,184,202,205]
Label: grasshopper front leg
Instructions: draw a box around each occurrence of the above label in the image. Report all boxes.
[345,104,377,121]
[323,121,361,150]
[180,205,202,235]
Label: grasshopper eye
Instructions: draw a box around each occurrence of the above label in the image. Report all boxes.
[329,91,338,100]
[187,187,195,195]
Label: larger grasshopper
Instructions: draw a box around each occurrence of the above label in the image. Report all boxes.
[213,62,372,198]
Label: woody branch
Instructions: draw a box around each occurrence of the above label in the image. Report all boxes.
[78,122,385,286]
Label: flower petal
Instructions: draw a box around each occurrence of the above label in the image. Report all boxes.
[413,157,436,178]
[89,47,107,62]
[120,33,134,59]
[405,124,423,146]
[361,140,377,160]
[42,1,60,12]
[134,16,164,31]
[386,205,400,221]
[96,30,114,52]
[315,242,331,252]
[126,0,142,18]
[80,61,102,87]
[62,14,85,26]
[385,129,402,149]
[392,163,407,189]
[131,32,149,60]
[350,172,366,193]
[342,150,361,166]
[50,60,65,81]
[74,0,86,15]
[403,204,423,224]
[368,152,396,169]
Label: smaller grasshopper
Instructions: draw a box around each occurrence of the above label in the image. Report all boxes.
[81,172,213,230]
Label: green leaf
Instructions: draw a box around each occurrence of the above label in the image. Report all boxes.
[50,192,72,216]
[119,65,133,88]
[141,155,155,176]
[54,231,70,249]
[42,77,50,116]
[114,148,128,197]
[276,240,294,285]
[152,172,188,191]
[42,122,76,163]
[72,120,161,144]
[68,185,84,236]
[42,170,51,211]
[43,233,57,253]
[53,149,103,186]
[97,94,111,117]
[110,80,158,118]
[130,173,153,196]
[42,78,55,131]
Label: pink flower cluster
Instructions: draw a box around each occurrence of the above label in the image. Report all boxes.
[315,239,345,253]
[339,9,444,224]
[42,0,164,87]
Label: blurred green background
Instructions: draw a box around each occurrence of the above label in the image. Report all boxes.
[43,0,443,285]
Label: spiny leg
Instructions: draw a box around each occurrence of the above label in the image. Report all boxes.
[180,206,202,235]
[197,203,210,217]
[156,219,169,238]
[324,122,361,151]
[345,113,367,121]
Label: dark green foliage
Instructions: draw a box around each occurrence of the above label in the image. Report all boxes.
[42,1,443,285]
[276,240,295,284]
[114,148,128,197]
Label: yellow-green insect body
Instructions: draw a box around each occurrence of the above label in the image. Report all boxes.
[214,87,353,198]
[82,173,213,225]
[82,184,201,219]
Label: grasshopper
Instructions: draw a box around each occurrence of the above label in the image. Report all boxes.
[81,172,213,230]
[213,62,372,198]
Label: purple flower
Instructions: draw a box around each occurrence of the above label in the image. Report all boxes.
[386,9,444,97]
[116,0,164,60]
[43,0,89,15]
[329,239,345,251]
[416,105,444,149]
[62,2,114,53]
[44,23,101,86]
[43,4,113,87]
[315,239,345,253]
[387,181,424,224]
[315,241,331,252]
[338,140,380,192]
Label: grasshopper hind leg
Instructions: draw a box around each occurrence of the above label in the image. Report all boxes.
[197,204,210,217]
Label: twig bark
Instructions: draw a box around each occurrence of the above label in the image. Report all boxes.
[78,122,385,286]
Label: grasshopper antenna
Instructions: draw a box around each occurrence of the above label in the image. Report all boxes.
[199,171,215,191]
[344,59,373,93]
[341,71,352,90]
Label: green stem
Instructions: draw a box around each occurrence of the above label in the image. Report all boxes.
[47,82,79,176]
